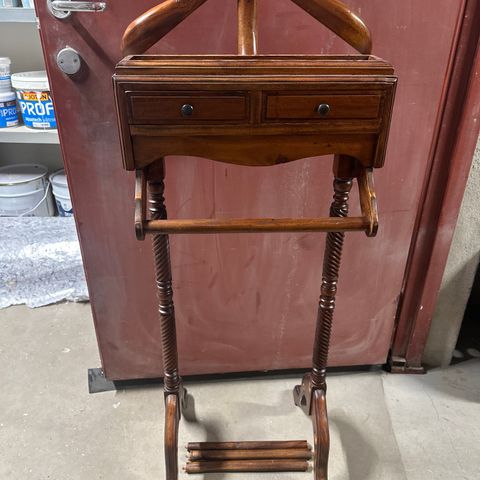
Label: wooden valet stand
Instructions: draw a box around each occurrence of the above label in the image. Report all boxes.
[113,1,397,478]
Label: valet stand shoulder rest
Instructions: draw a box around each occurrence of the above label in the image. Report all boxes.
[113,1,397,478]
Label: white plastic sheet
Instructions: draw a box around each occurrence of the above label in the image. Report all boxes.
[0,217,88,308]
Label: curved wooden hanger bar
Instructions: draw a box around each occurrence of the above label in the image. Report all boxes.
[121,0,209,56]
[290,0,372,54]
[121,0,372,56]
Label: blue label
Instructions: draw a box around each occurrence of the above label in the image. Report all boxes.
[0,99,19,128]
[17,91,57,129]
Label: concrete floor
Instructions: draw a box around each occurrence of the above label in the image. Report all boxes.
[1,303,479,480]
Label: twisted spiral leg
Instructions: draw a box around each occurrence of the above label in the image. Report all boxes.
[311,177,353,389]
[149,171,181,394]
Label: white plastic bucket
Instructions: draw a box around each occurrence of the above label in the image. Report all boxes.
[53,192,73,217]
[0,164,54,217]
[0,90,19,128]
[11,71,56,130]
[50,169,73,216]
[0,187,54,217]
[0,57,12,92]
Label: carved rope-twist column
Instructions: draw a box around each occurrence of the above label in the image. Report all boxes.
[311,177,353,390]
[149,175,181,394]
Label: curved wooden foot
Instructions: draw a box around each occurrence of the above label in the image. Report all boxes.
[179,384,188,416]
[165,393,180,480]
[312,389,329,480]
[294,373,314,415]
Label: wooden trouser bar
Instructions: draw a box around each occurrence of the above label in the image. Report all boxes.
[146,217,367,234]
[136,166,377,239]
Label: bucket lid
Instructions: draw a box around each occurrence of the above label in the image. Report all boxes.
[49,169,68,186]
[0,91,15,101]
[11,71,50,91]
[0,164,48,186]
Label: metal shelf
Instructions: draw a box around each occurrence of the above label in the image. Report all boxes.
[0,7,36,23]
[0,125,59,144]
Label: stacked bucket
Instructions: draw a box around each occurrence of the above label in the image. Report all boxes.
[0,56,71,217]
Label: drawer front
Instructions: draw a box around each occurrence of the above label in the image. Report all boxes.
[128,93,248,124]
[265,94,381,121]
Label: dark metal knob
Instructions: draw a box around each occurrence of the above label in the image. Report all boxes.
[316,104,330,116]
[181,104,194,117]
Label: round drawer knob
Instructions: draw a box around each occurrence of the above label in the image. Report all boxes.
[181,104,194,117]
[316,103,330,116]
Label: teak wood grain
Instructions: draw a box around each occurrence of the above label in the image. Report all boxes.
[114,55,396,171]
[114,2,396,479]
[121,0,209,56]
[187,440,310,451]
[121,0,371,56]
[184,459,309,473]
[290,0,372,54]
[238,0,257,55]
[188,448,312,461]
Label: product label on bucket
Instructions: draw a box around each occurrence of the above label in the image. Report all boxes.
[16,90,56,129]
[0,98,18,128]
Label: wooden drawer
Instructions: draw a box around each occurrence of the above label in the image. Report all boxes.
[265,94,381,121]
[128,93,248,124]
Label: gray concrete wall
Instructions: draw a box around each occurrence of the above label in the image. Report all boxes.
[424,136,480,367]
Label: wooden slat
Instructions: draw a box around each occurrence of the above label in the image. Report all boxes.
[184,459,309,473]
[144,216,369,234]
[188,448,312,461]
[187,440,309,450]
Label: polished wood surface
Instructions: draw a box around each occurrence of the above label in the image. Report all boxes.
[184,459,309,473]
[165,394,180,480]
[115,54,393,75]
[265,94,381,120]
[115,52,396,480]
[188,448,312,461]
[129,94,248,123]
[238,0,257,55]
[147,159,181,395]
[114,55,396,171]
[312,389,329,480]
[121,0,371,55]
[134,169,146,241]
[311,176,353,389]
[144,217,369,234]
[187,440,310,451]
[121,0,209,56]
[291,0,372,54]
[136,164,377,236]
[114,3,395,479]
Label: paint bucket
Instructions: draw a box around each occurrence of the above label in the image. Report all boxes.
[50,169,73,216]
[0,57,12,92]
[0,91,19,128]
[0,164,54,217]
[11,71,56,130]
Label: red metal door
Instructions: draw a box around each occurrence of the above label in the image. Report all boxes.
[35,0,465,379]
